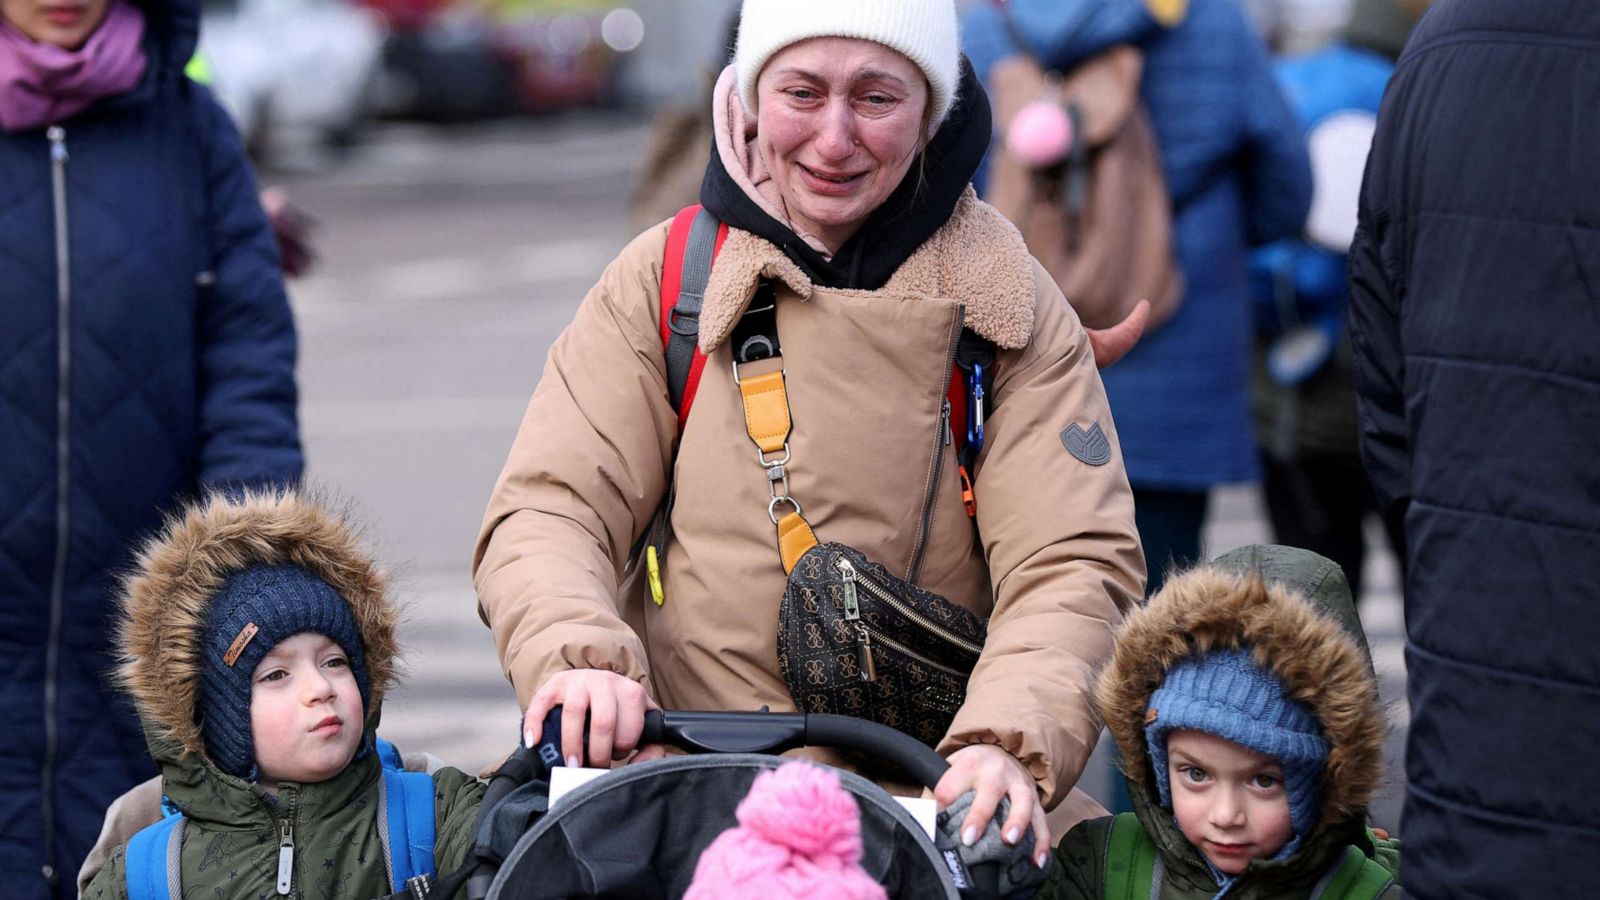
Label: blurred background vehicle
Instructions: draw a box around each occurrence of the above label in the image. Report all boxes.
[364,0,515,121]
[360,0,645,120]
[200,0,388,160]
[488,1,645,112]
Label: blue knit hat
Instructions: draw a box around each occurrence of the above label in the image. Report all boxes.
[197,564,368,778]
[1144,648,1328,840]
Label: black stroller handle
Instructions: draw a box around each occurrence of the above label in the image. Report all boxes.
[640,709,951,791]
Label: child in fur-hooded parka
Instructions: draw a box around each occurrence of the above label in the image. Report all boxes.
[81,491,484,900]
[1037,545,1401,899]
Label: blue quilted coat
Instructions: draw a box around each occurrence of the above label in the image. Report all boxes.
[965,0,1312,490]
[0,0,302,892]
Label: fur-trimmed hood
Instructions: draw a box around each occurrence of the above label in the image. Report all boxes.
[696,187,1038,353]
[1099,547,1386,836]
[117,489,399,770]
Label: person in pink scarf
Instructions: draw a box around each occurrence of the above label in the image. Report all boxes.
[0,0,302,895]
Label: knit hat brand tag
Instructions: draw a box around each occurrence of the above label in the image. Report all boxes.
[1145,707,1159,725]
[222,622,259,667]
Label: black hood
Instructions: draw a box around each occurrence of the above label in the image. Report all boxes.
[700,59,993,292]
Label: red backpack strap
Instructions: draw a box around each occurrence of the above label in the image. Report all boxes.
[660,205,727,425]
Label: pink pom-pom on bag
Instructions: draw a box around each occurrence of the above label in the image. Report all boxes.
[1007,99,1075,168]
[685,762,888,900]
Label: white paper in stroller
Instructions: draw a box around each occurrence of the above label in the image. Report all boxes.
[549,765,938,836]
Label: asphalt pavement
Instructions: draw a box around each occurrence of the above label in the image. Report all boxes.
[276,113,1407,830]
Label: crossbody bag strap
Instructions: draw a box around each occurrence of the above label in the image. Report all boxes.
[729,288,818,573]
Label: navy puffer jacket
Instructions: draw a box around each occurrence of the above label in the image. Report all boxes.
[1350,0,1600,893]
[0,0,302,893]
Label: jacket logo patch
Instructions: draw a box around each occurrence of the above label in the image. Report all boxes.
[223,622,259,667]
[1061,422,1111,466]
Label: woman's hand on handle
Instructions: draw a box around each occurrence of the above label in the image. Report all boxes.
[521,669,657,766]
[935,744,1051,868]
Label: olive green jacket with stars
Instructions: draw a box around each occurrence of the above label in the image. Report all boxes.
[81,492,486,900]
[1037,546,1401,900]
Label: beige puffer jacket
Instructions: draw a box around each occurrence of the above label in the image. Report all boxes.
[473,190,1144,807]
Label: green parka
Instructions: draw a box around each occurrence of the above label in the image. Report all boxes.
[1038,546,1401,899]
[81,492,485,900]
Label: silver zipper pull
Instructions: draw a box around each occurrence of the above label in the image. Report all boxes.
[856,625,878,682]
[836,558,860,620]
[277,816,294,895]
[942,398,953,446]
[47,126,67,163]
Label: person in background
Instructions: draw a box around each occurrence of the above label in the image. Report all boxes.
[1247,0,1427,601]
[0,0,302,891]
[1348,0,1600,893]
[964,0,1312,593]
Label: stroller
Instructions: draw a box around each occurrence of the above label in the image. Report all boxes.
[433,708,1030,899]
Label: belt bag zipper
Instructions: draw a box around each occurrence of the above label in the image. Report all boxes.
[837,557,982,684]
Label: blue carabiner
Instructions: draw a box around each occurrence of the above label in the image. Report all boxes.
[967,362,986,455]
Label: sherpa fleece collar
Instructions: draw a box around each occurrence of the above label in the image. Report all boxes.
[696,187,1039,353]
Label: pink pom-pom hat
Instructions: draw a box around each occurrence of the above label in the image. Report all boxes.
[685,761,888,900]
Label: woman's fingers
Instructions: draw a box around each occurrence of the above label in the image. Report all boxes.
[960,776,1005,846]
[1086,299,1150,368]
[522,681,562,747]
[999,780,1035,845]
[1030,798,1052,867]
[612,681,648,760]
[560,680,594,766]
[586,680,619,765]
[522,670,654,764]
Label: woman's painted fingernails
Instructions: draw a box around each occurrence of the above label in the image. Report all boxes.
[566,755,580,768]
[961,826,978,847]
[1005,827,1021,845]
[523,730,534,749]
[1036,851,1050,868]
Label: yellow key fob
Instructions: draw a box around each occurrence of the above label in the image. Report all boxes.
[646,546,665,607]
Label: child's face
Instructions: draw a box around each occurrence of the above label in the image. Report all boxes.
[250,632,364,790]
[1166,729,1294,875]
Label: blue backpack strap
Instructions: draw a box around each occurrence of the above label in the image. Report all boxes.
[379,765,437,888]
[375,736,405,771]
[125,814,184,900]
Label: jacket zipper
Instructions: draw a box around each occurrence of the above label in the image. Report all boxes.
[276,786,299,896]
[838,560,972,650]
[906,305,964,584]
[41,124,71,891]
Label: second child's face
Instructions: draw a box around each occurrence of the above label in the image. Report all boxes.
[1166,729,1295,875]
[251,632,363,791]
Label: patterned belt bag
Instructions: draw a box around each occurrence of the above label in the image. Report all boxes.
[777,542,988,748]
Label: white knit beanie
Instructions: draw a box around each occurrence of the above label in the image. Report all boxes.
[735,0,961,128]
